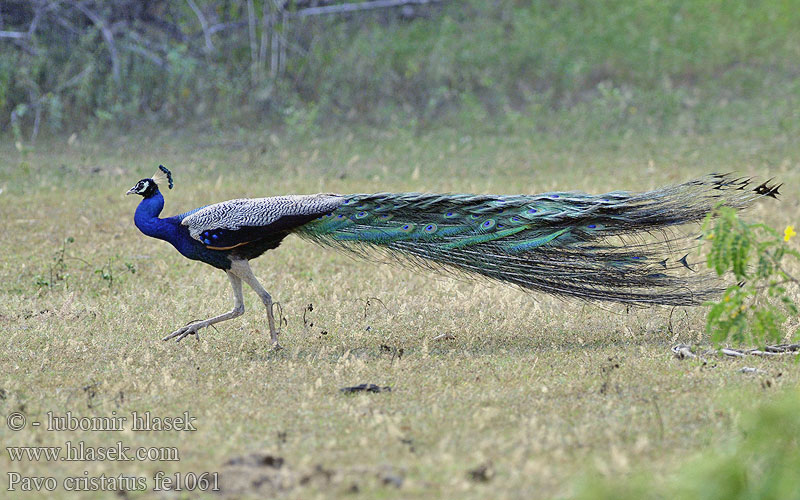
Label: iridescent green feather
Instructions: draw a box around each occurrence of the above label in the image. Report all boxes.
[295,174,775,306]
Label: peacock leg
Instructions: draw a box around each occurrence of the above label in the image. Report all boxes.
[230,259,281,349]
[163,271,245,342]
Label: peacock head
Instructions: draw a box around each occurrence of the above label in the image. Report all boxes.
[126,165,173,198]
[126,178,158,198]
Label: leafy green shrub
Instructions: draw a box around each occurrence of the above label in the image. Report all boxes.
[703,206,799,346]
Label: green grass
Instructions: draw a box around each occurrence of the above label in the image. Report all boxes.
[0,125,798,499]
[575,386,800,500]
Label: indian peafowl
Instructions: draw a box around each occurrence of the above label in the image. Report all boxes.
[128,166,780,348]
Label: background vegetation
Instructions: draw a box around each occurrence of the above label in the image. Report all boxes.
[2,0,799,140]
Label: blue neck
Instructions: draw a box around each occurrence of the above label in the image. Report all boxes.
[134,190,175,242]
[133,189,233,270]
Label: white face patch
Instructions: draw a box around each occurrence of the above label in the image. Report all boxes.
[135,179,153,194]
[128,178,156,197]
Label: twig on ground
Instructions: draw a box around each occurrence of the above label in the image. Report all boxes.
[720,348,747,358]
[672,343,800,363]
[671,344,697,359]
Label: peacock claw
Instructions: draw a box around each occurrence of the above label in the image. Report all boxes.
[163,324,203,342]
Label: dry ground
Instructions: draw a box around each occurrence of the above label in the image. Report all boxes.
[1,128,798,499]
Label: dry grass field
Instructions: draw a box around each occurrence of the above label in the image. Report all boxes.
[1,128,798,499]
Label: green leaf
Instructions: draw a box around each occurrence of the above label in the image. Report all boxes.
[704,206,799,347]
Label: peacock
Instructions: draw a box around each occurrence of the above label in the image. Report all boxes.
[128,166,780,348]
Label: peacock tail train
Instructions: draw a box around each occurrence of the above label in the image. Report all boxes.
[295,174,780,306]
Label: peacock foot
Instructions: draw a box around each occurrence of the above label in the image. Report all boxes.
[163,323,205,342]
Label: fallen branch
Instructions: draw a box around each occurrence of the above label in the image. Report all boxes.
[739,367,766,374]
[720,348,746,358]
[671,344,697,359]
[673,343,800,361]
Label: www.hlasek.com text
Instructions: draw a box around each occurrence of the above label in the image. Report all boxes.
[7,440,180,462]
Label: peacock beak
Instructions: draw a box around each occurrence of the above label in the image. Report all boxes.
[126,186,137,195]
